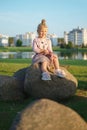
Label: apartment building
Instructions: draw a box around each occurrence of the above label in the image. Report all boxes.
[0,34,9,46]
[47,33,58,46]
[0,32,58,47]
[15,32,36,46]
[64,27,87,46]
[15,32,58,46]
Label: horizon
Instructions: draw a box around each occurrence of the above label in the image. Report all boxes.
[0,0,87,37]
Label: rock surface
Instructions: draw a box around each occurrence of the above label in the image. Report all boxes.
[0,75,25,101]
[10,99,87,130]
[13,67,28,81]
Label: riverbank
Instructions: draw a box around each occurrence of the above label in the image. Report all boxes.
[0,59,87,130]
[0,46,87,52]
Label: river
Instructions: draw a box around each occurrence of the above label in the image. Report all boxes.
[0,51,87,60]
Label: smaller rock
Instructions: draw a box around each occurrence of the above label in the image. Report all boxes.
[0,75,25,101]
[10,99,87,130]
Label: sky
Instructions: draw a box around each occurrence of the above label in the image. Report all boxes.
[0,0,87,37]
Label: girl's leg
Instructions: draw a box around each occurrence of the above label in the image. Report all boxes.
[52,54,60,69]
[41,61,48,72]
[41,61,51,80]
[53,54,66,78]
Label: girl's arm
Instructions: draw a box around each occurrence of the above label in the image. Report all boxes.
[47,39,53,53]
[33,39,44,53]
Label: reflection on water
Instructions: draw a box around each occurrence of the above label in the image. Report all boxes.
[0,52,35,59]
[0,51,87,60]
[57,51,87,60]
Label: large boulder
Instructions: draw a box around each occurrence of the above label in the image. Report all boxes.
[10,99,87,130]
[0,75,25,101]
[13,67,28,82]
[24,64,78,101]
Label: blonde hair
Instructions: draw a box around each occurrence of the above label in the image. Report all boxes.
[37,19,48,33]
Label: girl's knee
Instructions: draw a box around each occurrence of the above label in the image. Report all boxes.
[42,61,48,65]
[53,54,58,59]
[43,61,47,63]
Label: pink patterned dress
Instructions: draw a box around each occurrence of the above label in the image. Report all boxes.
[32,37,53,64]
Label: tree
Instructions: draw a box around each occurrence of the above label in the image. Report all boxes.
[66,41,73,49]
[16,39,22,47]
[58,38,64,44]
[8,37,14,46]
[60,43,66,48]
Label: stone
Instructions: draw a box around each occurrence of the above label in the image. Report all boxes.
[13,67,28,82]
[10,99,87,130]
[24,64,78,101]
[0,75,25,101]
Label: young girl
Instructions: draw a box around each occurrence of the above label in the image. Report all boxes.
[32,19,66,80]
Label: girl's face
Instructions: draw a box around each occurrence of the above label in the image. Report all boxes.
[38,27,48,38]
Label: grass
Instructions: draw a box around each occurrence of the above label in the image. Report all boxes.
[0,46,32,52]
[0,46,87,52]
[0,58,87,65]
[0,98,34,130]
[0,59,87,130]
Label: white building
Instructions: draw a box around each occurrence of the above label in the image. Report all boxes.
[26,32,36,46]
[47,34,58,46]
[64,27,87,46]
[0,34,9,46]
[15,32,36,46]
[0,32,58,47]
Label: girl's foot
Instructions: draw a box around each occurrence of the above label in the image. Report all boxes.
[42,72,51,80]
[55,69,66,78]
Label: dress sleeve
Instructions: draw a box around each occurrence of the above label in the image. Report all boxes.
[32,38,41,53]
[47,39,53,53]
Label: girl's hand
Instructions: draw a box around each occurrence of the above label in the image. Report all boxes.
[40,49,45,54]
[41,50,49,55]
[44,50,49,55]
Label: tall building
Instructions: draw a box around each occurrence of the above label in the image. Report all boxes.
[64,27,87,46]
